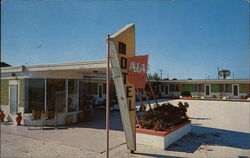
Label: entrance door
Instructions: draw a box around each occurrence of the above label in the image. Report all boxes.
[233,85,239,96]
[10,85,18,114]
[165,85,169,95]
[98,84,103,99]
[205,84,210,96]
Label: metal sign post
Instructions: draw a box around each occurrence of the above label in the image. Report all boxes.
[106,35,110,158]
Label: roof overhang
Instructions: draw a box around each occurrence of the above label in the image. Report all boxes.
[1,59,107,74]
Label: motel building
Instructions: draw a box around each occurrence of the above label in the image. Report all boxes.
[0,60,110,125]
[0,60,249,126]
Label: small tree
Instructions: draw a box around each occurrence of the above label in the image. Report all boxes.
[219,69,231,79]
[148,72,161,81]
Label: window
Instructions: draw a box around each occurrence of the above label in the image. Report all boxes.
[194,84,202,92]
[25,79,45,113]
[219,84,224,92]
[119,42,126,55]
[169,84,179,92]
[225,84,231,92]
[68,80,79,112]
[47,79,66,112]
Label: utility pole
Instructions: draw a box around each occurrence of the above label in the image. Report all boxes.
[160,69,163,80]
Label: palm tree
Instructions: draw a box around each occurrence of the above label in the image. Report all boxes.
[219,69,231,79]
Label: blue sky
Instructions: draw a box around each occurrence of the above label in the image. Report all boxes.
[2,0,249,79]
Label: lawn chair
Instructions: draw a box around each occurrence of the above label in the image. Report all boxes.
[28,110,43,130]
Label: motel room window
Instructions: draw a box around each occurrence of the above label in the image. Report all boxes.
[25,79,45,113]
[219,84,224,93]
[170,84,179,92]
[119,42,126,55]
[47,79,66,112]
[225,84,231,92]
[68,80,79,112]
[194,84,202,92]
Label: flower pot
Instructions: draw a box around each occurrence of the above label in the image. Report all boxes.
[77,112,85,122]
[16,112,22,126]
[65,114,73,124]
[0,110,5,122]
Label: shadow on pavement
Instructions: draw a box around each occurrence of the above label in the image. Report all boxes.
[134,152,186,158]
[167,125,250,153]
[65,109,124,131]
[189,117,211,120]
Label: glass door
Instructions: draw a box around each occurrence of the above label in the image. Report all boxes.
[10,85,18,114]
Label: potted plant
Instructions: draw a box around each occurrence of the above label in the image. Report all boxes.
[0,109,5,122]
[136,102,191,149]
[65,114,73,124]
[16,112,22,126]
[77,110,85,123]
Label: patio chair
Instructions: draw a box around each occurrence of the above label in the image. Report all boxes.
[28,110,43,130]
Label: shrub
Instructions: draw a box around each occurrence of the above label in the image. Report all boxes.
[138,102,190,131]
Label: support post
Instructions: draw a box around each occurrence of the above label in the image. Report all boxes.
[143,88,152,110]
[106,35,110,158]
[146,75,159,106]
[136,88,144,109]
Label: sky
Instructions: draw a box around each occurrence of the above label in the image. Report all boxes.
[2,0,249,79]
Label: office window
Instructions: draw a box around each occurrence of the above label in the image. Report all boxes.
[25,79,45,113]
[68,80,79,112]
[47,79,66,112]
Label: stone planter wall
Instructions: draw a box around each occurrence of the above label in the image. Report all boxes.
[136,121,191,149]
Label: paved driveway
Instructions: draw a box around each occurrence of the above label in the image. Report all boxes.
[1,99,250,158]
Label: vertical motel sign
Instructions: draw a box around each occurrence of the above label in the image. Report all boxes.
[109,24,136,151]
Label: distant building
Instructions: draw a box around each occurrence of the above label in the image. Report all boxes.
[149,79,250,99]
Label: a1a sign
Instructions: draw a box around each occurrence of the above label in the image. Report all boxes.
[127,55,148,89]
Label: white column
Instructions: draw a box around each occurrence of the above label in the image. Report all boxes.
[44,78,47,112]
[77,80,80,111]
[65,79,68,113]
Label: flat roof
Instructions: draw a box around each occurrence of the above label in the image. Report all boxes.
[1,59,107,74]
[151,79,250,84]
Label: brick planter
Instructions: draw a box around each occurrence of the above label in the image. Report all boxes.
[136,121,191,149]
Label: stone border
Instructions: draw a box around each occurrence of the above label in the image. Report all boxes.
[136,121,191,149]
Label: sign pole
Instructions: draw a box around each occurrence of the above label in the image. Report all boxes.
[143,88,152,110]
[146,75,159,106]
[106,35,110,158]
[136,88,144,110]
